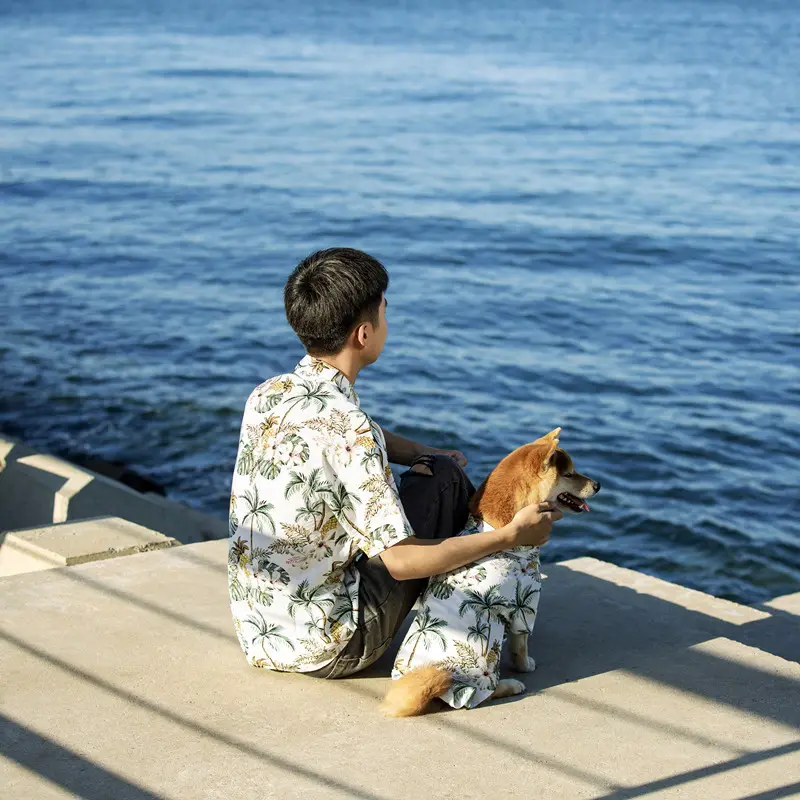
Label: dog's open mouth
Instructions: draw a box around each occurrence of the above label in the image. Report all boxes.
[557,492,590,513]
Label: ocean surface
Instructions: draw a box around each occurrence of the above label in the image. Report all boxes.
[2,0,798,605]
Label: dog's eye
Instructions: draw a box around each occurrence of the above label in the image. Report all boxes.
[564,472,575,478]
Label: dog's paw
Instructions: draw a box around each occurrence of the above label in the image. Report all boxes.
[492,679,526,699]
[512,655,537,673]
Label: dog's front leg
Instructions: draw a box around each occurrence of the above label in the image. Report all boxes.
[509,632,537,673]
[489,632,533,702]
[490,678,526,699]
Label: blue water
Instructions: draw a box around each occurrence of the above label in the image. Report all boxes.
[2,0,799,605]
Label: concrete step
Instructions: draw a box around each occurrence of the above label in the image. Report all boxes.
[0,436,227,544]
[0,516,178,577]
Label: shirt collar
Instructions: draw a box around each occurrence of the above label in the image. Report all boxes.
[294,354,359,406]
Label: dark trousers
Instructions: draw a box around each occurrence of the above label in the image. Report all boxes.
[309,454,476,679]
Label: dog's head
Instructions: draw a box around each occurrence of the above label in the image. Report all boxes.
[468,428,600,529]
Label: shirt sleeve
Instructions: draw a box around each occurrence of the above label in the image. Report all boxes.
[321,414,413,558]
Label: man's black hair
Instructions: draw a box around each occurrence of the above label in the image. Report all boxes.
[284,248,389,355]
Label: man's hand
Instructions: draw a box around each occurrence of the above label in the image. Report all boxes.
[435,449,468,468]
[380,427,468,469]
[508,502,563,548]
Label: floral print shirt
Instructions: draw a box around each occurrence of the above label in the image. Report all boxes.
[229,355,413,672]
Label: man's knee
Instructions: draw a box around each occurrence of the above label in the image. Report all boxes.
[400,454,475,540]
[408,453,466,485]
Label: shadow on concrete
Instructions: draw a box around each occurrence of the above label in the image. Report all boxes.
[544,687,748,754]
[337,677,798,800]
[590,742,800,800]
[0,630,389,800]
[28,549,800,736]
[2,549,797,799]
[738,783,800,800]
[351,563,799,730]
[0,714,174,800]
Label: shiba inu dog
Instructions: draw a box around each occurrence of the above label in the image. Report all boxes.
[383,428,600,716]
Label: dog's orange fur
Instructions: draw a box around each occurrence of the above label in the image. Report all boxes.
[382,666,453,717]
[468,431,560,528]
[382,430,562,718]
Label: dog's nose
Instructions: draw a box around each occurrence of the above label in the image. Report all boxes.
[592,480,601,493]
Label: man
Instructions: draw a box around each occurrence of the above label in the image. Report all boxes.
[228,248,560,678]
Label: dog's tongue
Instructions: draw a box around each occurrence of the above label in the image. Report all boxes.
[581,500,590,513]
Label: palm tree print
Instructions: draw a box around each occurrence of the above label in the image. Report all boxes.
[405,607,448,668]
[508,582,540,632]
[274,380,334,431]
[392,562,545,709]
[285,468,332,503]
[329,585,355,630]
[458,586,510,655]
[241,486,275,554]
[296,499,326,530]
[429,563,488,601]
[326,481,371,541]
[328,482,356,517]
[359,439,384,474]
[288,580,336,643]
[466,618,490,652]
[243,610,294,669]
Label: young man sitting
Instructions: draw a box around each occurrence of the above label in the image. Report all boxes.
[228,248,560,678]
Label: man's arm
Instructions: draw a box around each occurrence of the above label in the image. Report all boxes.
[381,427,467,468]
[379,503,561,581]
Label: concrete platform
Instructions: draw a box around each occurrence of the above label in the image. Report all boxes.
[0,517,177,577]
[0,436,226,544]
[1,543,798,800]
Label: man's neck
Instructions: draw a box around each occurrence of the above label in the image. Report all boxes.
[315,349,362,386]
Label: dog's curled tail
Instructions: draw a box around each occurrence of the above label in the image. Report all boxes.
[382,667,452,717]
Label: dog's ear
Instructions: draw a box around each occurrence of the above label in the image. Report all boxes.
[534,428,560,465]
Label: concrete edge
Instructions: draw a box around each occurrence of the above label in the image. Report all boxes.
[558,556,771,625]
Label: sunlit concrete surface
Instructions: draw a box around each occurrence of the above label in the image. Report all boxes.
[0,517,177,577]
[762,592,800,617]
[1,542,797,800]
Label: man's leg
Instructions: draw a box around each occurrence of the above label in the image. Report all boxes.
[309,455,475,679]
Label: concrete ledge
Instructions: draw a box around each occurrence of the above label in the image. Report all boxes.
[1,542,797,800]
[0,436,226,543]
[762,591,800,616]
[0,517,177,576]
[559,556,771,625]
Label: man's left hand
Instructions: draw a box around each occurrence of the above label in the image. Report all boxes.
[437,449,468,468]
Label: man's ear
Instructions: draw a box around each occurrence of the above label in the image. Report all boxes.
[354,322,370,349]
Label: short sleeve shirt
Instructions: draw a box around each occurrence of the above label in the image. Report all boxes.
[228,355,413,671]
